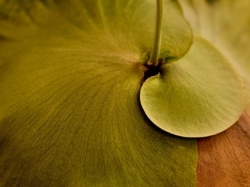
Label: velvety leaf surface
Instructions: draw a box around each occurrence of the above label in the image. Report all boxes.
[140,37,244,137]
[0,0,197,186]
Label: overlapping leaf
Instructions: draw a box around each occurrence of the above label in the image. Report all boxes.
[0,0,197,186]
[178,0,250,115]
[178,0,250,186]
[141,37,244,137]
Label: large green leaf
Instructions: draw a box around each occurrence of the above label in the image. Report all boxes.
[0,0,197,186]
[140,37,244,137]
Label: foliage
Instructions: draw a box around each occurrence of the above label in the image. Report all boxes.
[0,0,249,186]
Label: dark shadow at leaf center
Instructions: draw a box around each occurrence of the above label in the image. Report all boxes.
[142,59,163,83]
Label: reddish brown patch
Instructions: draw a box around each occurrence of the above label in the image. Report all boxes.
[197,112,250,187]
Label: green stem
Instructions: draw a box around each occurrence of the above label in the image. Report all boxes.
[148,0,164,66]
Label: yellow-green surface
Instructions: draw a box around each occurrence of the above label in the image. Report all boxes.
[178,0,250,115]
[141,38,245,137]
[0,0,197,186]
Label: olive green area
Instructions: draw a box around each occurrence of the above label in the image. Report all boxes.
[140,38,245,137]
[178,0,250,115]
[0,0,197,186]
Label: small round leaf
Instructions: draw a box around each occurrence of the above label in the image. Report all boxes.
[140,37,245,137]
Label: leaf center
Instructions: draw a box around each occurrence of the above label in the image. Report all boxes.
[142,58,163,83]
[140,48,170,83]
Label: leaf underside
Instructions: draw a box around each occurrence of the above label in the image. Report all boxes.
[197,113,250,187]
[0,0,197,186]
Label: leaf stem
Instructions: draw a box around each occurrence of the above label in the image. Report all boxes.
[148,0,164,66]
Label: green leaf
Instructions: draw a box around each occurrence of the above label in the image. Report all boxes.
[140,37,245,137]
[0,0,197,186]
[177,0,250,185]
[178,0,250,115]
